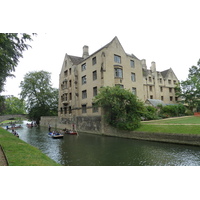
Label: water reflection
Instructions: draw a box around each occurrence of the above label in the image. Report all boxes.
[4,121,200,166]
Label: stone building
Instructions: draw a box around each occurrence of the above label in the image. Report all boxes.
[58,37,179,131]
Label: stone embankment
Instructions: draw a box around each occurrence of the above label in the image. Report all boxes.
[40,116,200,147]
[102,130,200,147]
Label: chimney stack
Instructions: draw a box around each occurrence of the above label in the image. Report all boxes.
[150,61,156,72]
[141,59,147,70]
[82,45,89,59]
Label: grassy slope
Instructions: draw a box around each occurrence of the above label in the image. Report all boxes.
[136,116,200,134]
[0,128,60,166]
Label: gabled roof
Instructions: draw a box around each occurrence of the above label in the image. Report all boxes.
[145,99,166,107]
[66,36,140,65]
[161,69,170,78]
[68,55,84,65]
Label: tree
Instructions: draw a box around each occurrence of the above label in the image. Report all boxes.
[20,71,58,124]
[93,86,145,130]
[0,33,35,93]
[3,96,26,114]
[176,59,200,112]
[0,96,6,114]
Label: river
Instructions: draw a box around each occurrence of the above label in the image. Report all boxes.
[4,121,200,166]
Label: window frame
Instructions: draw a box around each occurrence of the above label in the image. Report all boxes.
[132,87,137,95]
[93,86,98,96]
[93,70,97,80]
[82,90,87,99]
[82,104,87,113]
[92,57,97,65]
[81,63,86,71]
[114,68,123,78]
[114,54,121,64]
[130,60,135,68]
[131,72,136,82]
[82,75,87,85]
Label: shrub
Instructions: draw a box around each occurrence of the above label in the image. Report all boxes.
[142,106,159,120]
[93,86,145,130]
[159,104,186,117]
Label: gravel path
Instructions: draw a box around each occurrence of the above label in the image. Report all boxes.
[0,145,8,166]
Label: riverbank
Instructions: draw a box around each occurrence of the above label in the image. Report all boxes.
[0,127,60,166]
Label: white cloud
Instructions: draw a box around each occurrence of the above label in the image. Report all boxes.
[1,0,200,96]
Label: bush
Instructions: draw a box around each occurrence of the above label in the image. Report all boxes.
[142,106,159,120]
[93,86,145,130]
[159,104,186,117]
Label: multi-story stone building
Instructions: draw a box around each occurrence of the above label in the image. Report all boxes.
[58,37,179,127]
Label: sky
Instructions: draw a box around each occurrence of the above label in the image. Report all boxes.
[1,0,200,197]
[1,0,200,97]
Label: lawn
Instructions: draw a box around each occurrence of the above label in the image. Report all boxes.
[0,127,60,166]
[142,116,200,124]
[136,116,200,134]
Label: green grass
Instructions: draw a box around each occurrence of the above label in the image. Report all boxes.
[0,127,60,166]
[136,116,200,134]
[142,116,200,124]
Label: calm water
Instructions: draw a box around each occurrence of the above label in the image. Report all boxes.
[4,121,200,166]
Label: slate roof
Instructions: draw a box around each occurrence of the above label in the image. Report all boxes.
[68,55,84,65]
[146,99,166,107]
[67,36,140,65]
[161,69,170,78]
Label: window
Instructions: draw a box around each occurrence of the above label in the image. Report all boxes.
[82,75,87,84]
[130,60,135,68]
[69,80,72,87]
[150,95,153,99]
[69,106,72,114]
[115,84,124,88]
[64,70,68,77]
[81,63,86,71]
[69,68,71,75]
[160,87,163,92]
[63,93,67,101]
[92,57,97,65]
[149,77,152,82]
[82,105,87,113]
[131,73,136,82]
[173,80,177,85]
[170,96,173,101]
[168,79,171,84]
[114,68,123,78]
[92,103,98,113]
[160,78,162,84]
[161,96,164,101]
[169,88,172,93]
[93,87,97,96]
[63,80,67,89]
[132,87,136,95]
[93,70,97,80]
[69,93,72,100]
[149,86,153,91]
[114,54,121,63]
[64,107,67,114]
[82,90,87,99]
